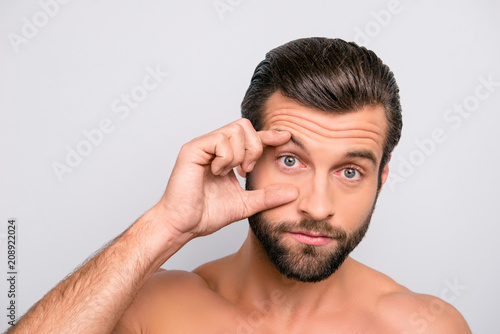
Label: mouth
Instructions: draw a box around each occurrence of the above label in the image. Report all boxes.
[286,231,334,246]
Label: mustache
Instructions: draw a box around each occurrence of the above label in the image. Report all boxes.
[276,219,347,241]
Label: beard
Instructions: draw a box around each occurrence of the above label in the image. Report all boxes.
[247,177,378,283]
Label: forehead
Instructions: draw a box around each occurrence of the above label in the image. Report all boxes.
[262,92,387,158]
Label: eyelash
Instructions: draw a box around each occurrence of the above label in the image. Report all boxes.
[276,154,304,171]
[276,155,365,181]
[339,164,364,182]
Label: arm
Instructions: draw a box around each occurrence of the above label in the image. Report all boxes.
[8,119,297,334]
[8,207,187,334]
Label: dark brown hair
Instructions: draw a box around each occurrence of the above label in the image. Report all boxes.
[241,37,402,185]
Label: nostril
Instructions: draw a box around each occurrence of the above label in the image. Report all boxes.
[298,199,335,221]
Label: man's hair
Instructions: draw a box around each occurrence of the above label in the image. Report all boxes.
[241,37,402,185]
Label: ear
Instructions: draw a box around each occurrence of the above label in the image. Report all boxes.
[378,158,390,192]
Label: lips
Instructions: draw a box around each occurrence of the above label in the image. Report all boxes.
[287,231,334,246]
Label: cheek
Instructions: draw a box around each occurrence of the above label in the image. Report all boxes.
[335,189,377,228]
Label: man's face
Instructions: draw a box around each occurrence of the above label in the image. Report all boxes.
[247,92,389,283]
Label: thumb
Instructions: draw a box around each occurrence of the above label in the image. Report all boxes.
[243,184,298,217]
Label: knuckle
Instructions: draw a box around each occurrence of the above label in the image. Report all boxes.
[218,123,243,140]
[218,148,234,162]
[238,118,253,129]
[245,151,261,163]
[246,144,263,157]
[213,132,229,142]
[180,141,193,153]
[233,153,245,165]
[227,121,242,130]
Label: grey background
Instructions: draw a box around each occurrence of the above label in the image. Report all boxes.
[1,0,499,332]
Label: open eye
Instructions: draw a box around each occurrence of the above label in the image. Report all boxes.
[342,168,361,180]
[280,155,298,167]
[277,155,305,171]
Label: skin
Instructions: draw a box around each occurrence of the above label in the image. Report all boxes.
[114,92,471,333]
[9,92,471,334]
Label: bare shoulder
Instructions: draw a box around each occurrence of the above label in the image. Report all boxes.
[114,269,214,333]
[135,268,213,302]
[191,253,235,289]
[378,290,471,333]
[348,260,471,333]
[356,264,470,333]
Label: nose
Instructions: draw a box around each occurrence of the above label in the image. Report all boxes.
[297,172,335,221]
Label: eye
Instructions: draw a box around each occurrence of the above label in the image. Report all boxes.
[335,165,366,185]
[280,155,298,167]
[343,168,359,180]
[277,155,307,172]
[342,168,361,180]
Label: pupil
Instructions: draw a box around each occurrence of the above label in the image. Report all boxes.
[284,157,295,166]
[345,169,355,178]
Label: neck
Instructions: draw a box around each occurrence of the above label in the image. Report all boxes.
[230,228,354,317]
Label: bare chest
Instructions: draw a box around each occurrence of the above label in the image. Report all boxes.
[156,306,396,334]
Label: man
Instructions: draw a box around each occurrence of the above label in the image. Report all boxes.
[10,37,471,333]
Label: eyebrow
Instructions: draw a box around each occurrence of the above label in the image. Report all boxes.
[343,150,378,168]
[289,134,306,150]
[288,134,378,167]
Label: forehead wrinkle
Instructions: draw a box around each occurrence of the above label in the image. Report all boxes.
[268,115,383,147]
[266,112,384,140]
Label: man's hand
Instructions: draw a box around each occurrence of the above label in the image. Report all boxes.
[8,119,297,334]
[155,118,298,240]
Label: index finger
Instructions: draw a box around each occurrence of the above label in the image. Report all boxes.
[258,130,291,147]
